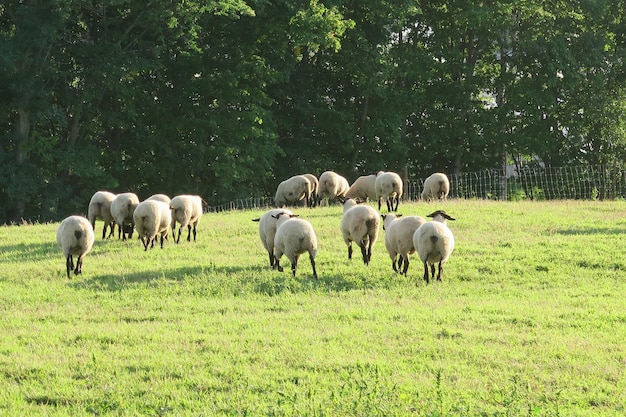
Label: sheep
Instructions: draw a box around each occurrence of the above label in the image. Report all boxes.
[87,191,116,240]
[56,215,95,278]
[301,173,319,207]
[133,200,172,251]
[272,211,318,278]
[382,214,426,275]
[375,171,403,212]
[146,194,171,204]
[110,192,140,240]
[345,173,379,201]
[274,175,312,208]
[421,172,450,201]
[170,194,204,243]
[412,210,456,284]
[317,171,350,205]
[339,197,380,265]
[251,208,294,267]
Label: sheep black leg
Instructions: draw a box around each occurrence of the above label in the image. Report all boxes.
[401,256,410,275]
[437,261,443,282]
[176,228,182,244]
[347,243,353,260]
[291,256,299,277]
[187,225,192,242]
[422,261,430,284]
[66,255,73,278]
[75,255,84,275]
[267,251,275,267]
[386,199,392,212]
[192,225,197,242]
[359,243,368,265]
[392,257,398,273]
[310,254,318,279]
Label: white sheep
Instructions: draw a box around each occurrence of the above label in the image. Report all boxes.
[110,192,140,240]
[382,214,426,275]
[274,175,312,208]
[301,173,319,207]
[56,215,95,278]
[375,171,403,212]
[146,194,171,204]
[421,173,450,201]
[339,197,380,265]
[87,191,116,239]
[345,173,380,201]
[412,210,456,284]
[272,212,318,278]
[251,208,294,267]
[170,194,204,243]
[317,171,350,205]
[133,200,172,251]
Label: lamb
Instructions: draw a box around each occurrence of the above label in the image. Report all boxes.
[317,171,350,205]
[375,171,403,212]
[274,175,312,208]
[412,210,456,284]
[301,173,319,207]
[133,200,172,251]
[272,212,318,278]
[345,173,379,201]
[252,208,294,267]
[170,194,204,243]
[339,197,380,265]
[110,192,140,240]
[421,173,450,201]
[382,214,426,275]
[56,215,95,278]
[87,191,116,239]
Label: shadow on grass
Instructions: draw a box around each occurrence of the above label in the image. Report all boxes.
[555,227,626,235]
[0,242,57,263]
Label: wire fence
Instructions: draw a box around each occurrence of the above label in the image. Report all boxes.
[206,164,626,212]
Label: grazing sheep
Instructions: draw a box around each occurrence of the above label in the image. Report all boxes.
[301,173,319,207]
[87,191,116,240]
[382,214,426,275]
[375,171,403,212]
[317,171,350,205]
[412,210,456,284]
[421,173,450,201]
[133,200,172,251]
[345,173,380,201]
[170,195,204,243]
[146,194,171,204]
[272,212,318,278]
[56,215,95,278]
[110,192,140,240]
[339,197,380,265]
[252,208,294,267]
[274,175,312,208]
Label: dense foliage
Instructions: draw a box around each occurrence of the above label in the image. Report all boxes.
[1,0,625,222]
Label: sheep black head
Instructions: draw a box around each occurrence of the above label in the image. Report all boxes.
[427,210,455,221]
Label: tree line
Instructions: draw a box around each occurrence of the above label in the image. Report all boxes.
[1,0,625,222]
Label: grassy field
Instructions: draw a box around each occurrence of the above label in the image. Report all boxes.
[1,199,625,416]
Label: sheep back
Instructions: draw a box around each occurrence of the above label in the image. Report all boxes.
[421,173,450,201]
[87,191,117,239]
[274,175,312,208]
[133,200,172,250]
[56,215,95,278]
[317,171,350,203]
[346,174,378,200]
[375,172,403,212]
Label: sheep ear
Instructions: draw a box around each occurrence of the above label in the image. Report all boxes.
[289,214,299,218]
[396,214,403,218]
[252,218,261,222]
[381,214,387,220]
[444,213,456,221]
[271,214,279,219]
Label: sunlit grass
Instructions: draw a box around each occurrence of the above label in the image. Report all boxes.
[1,200,625,416]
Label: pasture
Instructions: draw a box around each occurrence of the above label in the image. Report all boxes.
[1,200,625,416]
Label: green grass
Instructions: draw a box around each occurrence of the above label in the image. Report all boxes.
[1,200,625,416]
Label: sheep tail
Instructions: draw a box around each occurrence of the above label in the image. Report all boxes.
[430,235,439,244]
[74,230,82,240]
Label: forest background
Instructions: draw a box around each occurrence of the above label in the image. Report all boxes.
[1,0,625,223]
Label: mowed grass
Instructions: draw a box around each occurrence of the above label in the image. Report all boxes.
[1,200,625,416]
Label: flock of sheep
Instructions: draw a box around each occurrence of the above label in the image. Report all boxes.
[55,170,454,284]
